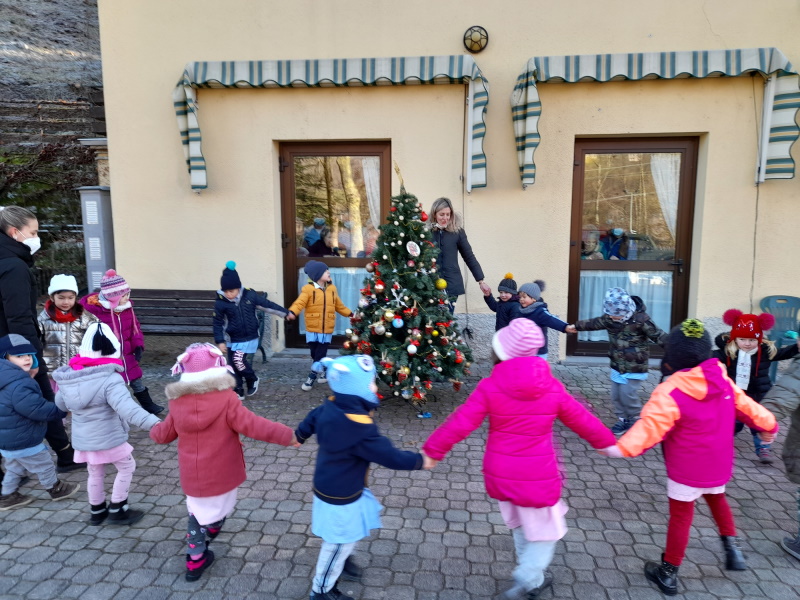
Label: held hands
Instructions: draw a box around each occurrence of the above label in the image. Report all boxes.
[285,312,296,321]
[289,433,302,448]
[597,445,624,458]
[217,342,227,354]
[478,281,491,296]
[421,451,439,470]
[565,325,577,334]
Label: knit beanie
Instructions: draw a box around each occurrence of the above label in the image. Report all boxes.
[171,342,233,385]
[492,319,546,361]
[304,260,329,284]
[319,355,379,404]
[48,274,78,295]
[663,318,712,372]
[518,279,545,300]
[723,309,775,342]
[220,260,242,291]
[313,217,326,227]
[99,269,130,308]
[603,287,635,320]
[497,273,518,294]
[78,323,121,359]
[0,334,37,359]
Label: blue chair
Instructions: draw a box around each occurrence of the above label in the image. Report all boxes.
[760,295,800,383]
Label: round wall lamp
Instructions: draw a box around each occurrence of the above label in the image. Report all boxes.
[463,26,489,53]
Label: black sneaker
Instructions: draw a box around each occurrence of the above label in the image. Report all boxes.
[301,376,316,391]
[246,378,259,397]
[89,501,109,526]
[234,387,245,401]
[310,585,354,600]
[185,549,215,582]
[107,499,144,526]
[611,418,629,434]
[527,570,554,598]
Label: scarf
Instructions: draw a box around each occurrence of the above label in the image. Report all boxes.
[46,300,78,323]
[734,346,758,391]
[69,356,124,371]
[518,300,543,315]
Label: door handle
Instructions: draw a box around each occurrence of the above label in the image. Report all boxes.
[281,233,290,249]
[670,258,684,275]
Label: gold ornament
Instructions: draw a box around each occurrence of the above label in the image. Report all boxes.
[432,330,439,337]
[435,278,447,290]
[385,310,395,320]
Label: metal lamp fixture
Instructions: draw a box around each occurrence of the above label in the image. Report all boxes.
[463,26,488,53]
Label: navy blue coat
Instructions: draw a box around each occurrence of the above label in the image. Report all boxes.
[431,228,484,297]
[213,288,289,344]
[514,301,569,356]
[484,295,521,330]
[0,360,65,451]
[295,393,423,505]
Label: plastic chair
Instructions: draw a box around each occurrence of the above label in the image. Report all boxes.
[760,295,800,383]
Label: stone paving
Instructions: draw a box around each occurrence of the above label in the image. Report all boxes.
[1,356,799,600]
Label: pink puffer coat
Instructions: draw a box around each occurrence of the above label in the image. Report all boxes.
[423,356,615,508]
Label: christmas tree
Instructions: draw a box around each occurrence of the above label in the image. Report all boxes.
[340,185,473,407]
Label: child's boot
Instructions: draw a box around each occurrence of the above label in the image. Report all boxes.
[644,555,679,596]
[185,549,215,582]
[781,535,800,560]
[301,372,317,391]
[47,480,80,501]
[0,491,34,511]
[721,536,747,570]
[89,501,109,526]
[340,555,362,582]
[107,498,144,525]
[310,585,354,600]
[133,388,164,415]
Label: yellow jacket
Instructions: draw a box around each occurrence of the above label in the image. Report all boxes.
[289,283,352,334]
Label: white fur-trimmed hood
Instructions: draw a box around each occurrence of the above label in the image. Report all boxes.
[164,368,235,400]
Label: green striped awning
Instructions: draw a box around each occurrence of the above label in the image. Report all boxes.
[512,47,800,187]
[174,56,489,191]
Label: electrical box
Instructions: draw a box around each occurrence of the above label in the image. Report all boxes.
[78,187,115,293]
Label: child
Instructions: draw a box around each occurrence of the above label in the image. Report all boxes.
[483,273,521,330]
[288,260,352,391]
[38,274,97,374]
[213,261,294,400]
[423,319,616,600]
[53,323,160,526]
[760,344,800,559]
[295,354,431,600]
[150,343,298,582]
[566,287,666,434]
[713,309,800,463]
[602,319,778,596]
[0,334,79,510]
[81,269,163,414]
[515,280,568,361]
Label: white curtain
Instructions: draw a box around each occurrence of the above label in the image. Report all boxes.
[649,153,680,237]
[362,157,381,229]
[297,267,364,336]
[577,270,673,342]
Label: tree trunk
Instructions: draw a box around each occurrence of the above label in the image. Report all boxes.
[336,156,364,257]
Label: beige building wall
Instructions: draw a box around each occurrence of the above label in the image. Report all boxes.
[98,0,800,355]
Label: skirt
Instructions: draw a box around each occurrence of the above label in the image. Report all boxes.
[186,488,238,525]
[74,442,134,465]
[667,479,726,502]
[311,488,383,544]
[498,499,569,541]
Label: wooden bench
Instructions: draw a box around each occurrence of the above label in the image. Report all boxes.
[132,289,269,362]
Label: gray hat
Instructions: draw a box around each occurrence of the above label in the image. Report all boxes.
[518,280,545,300]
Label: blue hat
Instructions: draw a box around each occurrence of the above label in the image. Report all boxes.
[0,334,39,367]
[320,355,379,404]
[304,260,328,283]
[313,217,326,227]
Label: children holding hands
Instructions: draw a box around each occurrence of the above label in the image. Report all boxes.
[483,273,521,330]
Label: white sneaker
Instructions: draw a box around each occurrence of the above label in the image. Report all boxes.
[301,376,315,391]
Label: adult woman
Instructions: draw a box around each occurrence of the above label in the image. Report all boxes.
[307,227,341,257]
[0,206,79,474]
[428,197,489,311]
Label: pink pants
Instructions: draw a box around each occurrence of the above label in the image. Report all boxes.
[86,454,136,505]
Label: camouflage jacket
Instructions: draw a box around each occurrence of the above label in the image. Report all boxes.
[575,296,665,374]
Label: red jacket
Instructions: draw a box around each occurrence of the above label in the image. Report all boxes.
[423,356,615,508]
[150,368,294,497]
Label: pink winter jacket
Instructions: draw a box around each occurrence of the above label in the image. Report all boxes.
[423,356,616,508]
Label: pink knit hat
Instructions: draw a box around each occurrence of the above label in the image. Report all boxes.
[99,269,130,308]
[492,319,546,361]
[171,342,233,382]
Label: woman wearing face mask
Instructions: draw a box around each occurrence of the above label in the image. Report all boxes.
[601,228,629,260]
[0,206,80,478]
[428,197,490,313]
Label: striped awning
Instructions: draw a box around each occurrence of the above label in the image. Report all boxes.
[512,47,800,187]
[174,56,489,191]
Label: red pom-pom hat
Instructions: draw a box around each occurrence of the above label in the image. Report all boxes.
[722,308,776,372]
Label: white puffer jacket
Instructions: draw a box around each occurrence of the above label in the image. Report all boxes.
[37,304,97,371]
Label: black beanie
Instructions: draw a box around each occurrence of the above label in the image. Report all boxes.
[220,260,242,290]
[304,260,328,283]
[497,273,517,294]
[663,318,712,372]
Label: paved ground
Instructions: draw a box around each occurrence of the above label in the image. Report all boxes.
[1,356,799,600]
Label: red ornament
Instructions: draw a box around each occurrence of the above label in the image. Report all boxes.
[413,389,424,400]
[423,380,432,390]
[455,353,464,364]
[358,341,373,355]
[407,260,415,267]
[420,211,429,222]
[397,372,407,382]
[453,381,462,392]
[390,206,397,212]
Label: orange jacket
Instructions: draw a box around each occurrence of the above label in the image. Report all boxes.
[289,283,351,334]
[617,358,777,488]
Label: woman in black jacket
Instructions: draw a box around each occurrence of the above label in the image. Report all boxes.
[428,197,489,313]
[0,206,79,476]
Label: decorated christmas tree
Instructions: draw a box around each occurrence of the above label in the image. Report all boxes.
[340,184,473,407]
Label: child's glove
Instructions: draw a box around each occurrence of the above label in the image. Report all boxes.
[598,445,624,458]
[133,347,143,362]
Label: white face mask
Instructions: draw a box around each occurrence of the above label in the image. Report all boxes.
[17,232,41,255]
